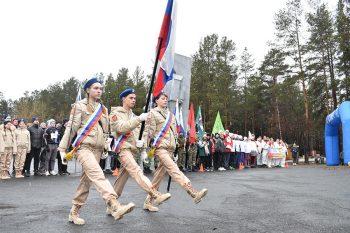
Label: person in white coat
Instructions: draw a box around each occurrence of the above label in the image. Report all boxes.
[261,137,270,168]
[243,137,251,168]
[234,135,241,169]
[249,135,258,168]
[280,140,288,167]
[256,136,263,167]
[274,139,283,167]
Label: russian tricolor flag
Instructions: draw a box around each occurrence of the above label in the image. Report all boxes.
[174,99,185,136]
[76,85,82,102]
[153,0,177,97]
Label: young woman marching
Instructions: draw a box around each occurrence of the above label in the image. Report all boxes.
[144,92,208,211]
[58,78,134,225]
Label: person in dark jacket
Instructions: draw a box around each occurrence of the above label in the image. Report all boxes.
[291,143,299,166]
[213,133,224,170]
[207,134,214,171]
[56,119,70,175]
[24,117,44,176]
[44,119,59,176]
[197,135,210,171]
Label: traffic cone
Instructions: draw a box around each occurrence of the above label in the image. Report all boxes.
[239,162,244,170]
[112,168,119,177]
[199,163,204,172]
[285,161,288,168]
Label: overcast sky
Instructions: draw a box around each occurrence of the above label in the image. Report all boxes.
[0,0,337,100]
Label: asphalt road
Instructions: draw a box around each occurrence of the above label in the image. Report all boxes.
[1,165,350,233]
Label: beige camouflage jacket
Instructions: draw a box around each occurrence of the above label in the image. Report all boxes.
[0,124,17,153]
[109,106,142,154]
[58,98,109,152]
[15,128,31,151]
[147,107,177,152]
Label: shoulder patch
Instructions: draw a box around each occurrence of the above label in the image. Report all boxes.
[111,115,118,122]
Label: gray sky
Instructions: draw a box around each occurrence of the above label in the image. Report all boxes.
[0,0,337,100]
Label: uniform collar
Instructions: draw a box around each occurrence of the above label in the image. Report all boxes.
[116,106,134,116]
[155,106,168,114]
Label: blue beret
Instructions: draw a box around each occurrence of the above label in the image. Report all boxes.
[83,78,101,90]
[63,118,69,124]
[119,88,135,100]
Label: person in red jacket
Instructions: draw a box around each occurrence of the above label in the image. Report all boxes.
[223,130,233,170]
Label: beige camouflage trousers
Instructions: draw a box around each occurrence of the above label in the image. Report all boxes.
[113,149,153,197]
[72,148,118,206]
[151,148,190,190]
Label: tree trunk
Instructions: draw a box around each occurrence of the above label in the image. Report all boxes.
[327,46,337,109]
[296,26,310,164]
[321,50,330,115]
[276,97,282,140]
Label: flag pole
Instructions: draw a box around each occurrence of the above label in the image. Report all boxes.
[138,37,163,140]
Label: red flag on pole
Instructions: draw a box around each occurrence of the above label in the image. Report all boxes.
[188,102,196,144]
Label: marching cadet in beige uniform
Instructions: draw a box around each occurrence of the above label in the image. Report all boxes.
[0,115,17,180]
[144,93,208,210]
[58,78,134,225]
[109,88,171,213]
[14,119,31,178]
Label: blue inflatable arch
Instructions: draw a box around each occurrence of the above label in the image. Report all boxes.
[325,101,350,166]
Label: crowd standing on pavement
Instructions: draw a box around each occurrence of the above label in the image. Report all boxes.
[0,115,300,180]
[0,77,302,227]
[0,115,70,179]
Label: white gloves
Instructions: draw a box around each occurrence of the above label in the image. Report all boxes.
[60,151,67,165]
[60,151,66,158]
[105,137,113,151]
[141,150,147,163]
[101,151,109,160]
[136,139,144,148]
[173,153,178,162]
[138,113,149,122]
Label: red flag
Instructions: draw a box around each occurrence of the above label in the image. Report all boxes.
[188,102,196,144]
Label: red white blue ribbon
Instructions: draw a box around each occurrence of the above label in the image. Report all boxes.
[72,103,103,148]
[112,134,129,154]
[153,112,173,148]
